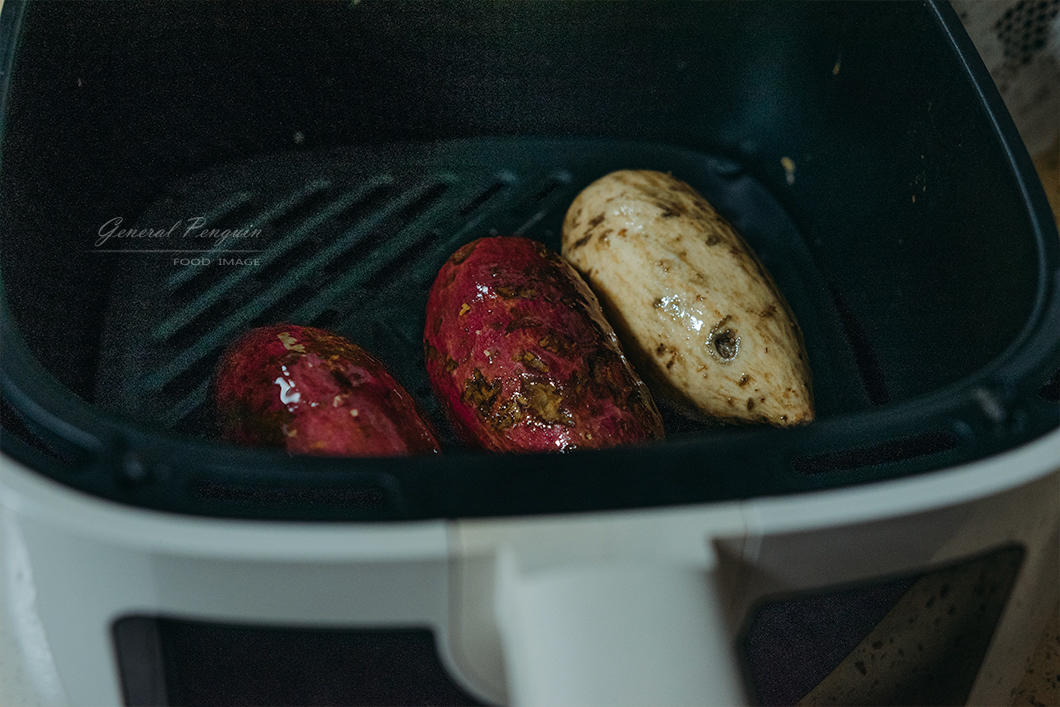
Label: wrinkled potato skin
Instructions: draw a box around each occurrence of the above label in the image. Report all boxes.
[424,236,664,452]
[562,170,813,426]
[215,324,441,456]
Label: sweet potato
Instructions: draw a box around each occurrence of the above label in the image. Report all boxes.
[215,324,440,456]
[562,170,814,426]
[424,236,664,452]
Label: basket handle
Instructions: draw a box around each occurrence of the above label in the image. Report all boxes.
[495,559,747,706]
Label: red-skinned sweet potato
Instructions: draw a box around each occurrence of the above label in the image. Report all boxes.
[424,236,664,452]
[215,324,440,457]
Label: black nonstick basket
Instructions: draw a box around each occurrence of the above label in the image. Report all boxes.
[1,0,1057,521]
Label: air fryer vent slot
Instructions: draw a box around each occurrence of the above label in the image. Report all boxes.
[394,180,452,223]
[328,179,396,229]
[363,227,444,291]
[261,180,334,232]
[510,171,573,237]
[113,619,482,706]
[792,430,959,475]
[520,171,572,208]
[458,174,512,216]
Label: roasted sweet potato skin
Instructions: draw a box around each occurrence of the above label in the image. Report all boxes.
[562,170,814,426]
[215,324,440,456]
[424,236,664,452]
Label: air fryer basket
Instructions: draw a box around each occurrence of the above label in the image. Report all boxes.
[1,0,1057,520]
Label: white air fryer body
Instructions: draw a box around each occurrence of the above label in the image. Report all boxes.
[0,427,1055,706]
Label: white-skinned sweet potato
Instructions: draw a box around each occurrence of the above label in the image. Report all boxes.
[562,170,814,426]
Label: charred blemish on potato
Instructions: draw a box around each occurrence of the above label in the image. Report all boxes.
[707,316,741,362]
[424,341,440,363]
[495,284,537,299]
[505,315,542,334]
[277,332,307,353]
[585,350,629,394]
[747,398,756,411]
[738,374,751,387]
[537,334,565,355]
[330,370,359,391]
[450,240,478,264]
[523,263,559,286]
[517,350,549,373]
[569,233,594,250]
[521,379,573,426]
[462,368,501,418]
[642,172,670,188]
[714,330,739,359]
[652,198,689,218]
[492,397,526,429]
[587,213,606,229]
[626,388,658,420]
[705,233,722,246]
[569,206,583,229]
[560,295,580,310]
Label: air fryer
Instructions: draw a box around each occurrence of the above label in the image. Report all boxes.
[0,1,1057,706]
